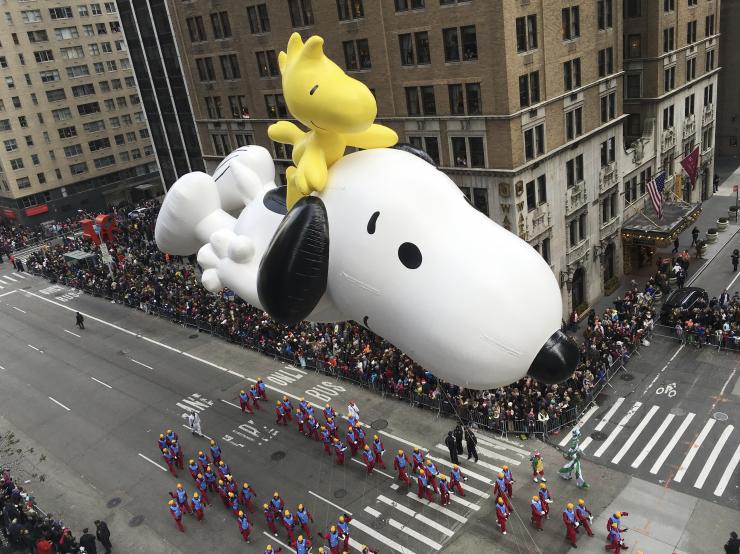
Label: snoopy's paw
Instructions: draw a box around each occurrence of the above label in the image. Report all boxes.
[228,236,254,264]
[197,232,260,307]
[201,268,223,293]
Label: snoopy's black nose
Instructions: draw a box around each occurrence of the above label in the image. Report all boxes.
[527,330,580,384]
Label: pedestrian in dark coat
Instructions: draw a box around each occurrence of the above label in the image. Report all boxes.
[464,426,479,462]
[79,528,97,554]
[691,227,699,246]
[76,312,85,330]
[444,431,459,464]
[732,249,739,273]
[453,424,464,455]
[94,520,111,554]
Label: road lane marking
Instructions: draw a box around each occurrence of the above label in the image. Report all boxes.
[350,515,416,554]
[446,490,480,511]
[138,452,167,472]
[673,418,716,483]
[580,397,625,453]
[612,405,659,464]
[650,413,695,474]
[727,269,740,290]
[27,344,40,352]
[376,494,454,537]
[393,486,467,524]
[695,425,733,489]
[714,443,740,496]
[0,290,16,297]
[130,359,153,370]
[48,396,70,411]
[631,414,675,469]
[720,369,737,396]
[593,401,642,458]
[64,329,81,338]
[642,345,685,397]
[0,284,4,289]
[559,404,599,447]
[262,532,295,553]
[3,275,18,282]
[13,307,26,313]
[90,376,112,389]
[221,399,241,409]
[308,490,353,515]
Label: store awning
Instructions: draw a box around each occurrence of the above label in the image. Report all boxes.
[63,250,96,263]
[621,202,702,246]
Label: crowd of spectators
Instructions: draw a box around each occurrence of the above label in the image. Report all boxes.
[13,200,656,435]
[0,468,109,553]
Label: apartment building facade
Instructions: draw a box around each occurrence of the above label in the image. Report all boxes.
[0,0,159,224]
[717,0,738,157]
[165,0,718,316]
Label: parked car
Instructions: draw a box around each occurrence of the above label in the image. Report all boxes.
[660,287,708,322]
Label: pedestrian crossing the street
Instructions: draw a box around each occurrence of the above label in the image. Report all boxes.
[577,398,740,499]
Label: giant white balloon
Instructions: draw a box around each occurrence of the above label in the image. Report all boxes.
[155,145,579,389]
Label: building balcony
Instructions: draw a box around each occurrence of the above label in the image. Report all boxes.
[565,181,587,215]
[600,216,621,241]
[682,115,695,139]
[567,238,590,267]
[703,104,714,125]
[599,163,618,193]
[523,205,551,241]
[662,128,675,151]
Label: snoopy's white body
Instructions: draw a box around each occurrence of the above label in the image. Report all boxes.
[155,146,567,389]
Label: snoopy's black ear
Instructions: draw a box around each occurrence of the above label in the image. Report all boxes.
[258,196,329,326]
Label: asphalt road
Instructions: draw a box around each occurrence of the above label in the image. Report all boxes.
[685,225,740,296]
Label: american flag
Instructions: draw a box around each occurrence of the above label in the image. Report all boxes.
[647,171,666,220]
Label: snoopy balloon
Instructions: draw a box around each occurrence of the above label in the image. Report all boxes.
[155,35,579,389]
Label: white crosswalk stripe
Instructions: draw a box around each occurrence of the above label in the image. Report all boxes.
[2,275,18,282]
[376,495,454,537]
[350,514,417,554]
[714,443,740,497]
[673,418,715,483]
[694,425,733,489]
[559,404,599,447]
[13,273,26,279]
[427,455,492,484]
[580,397,625,453]
[631,413,675,469]
[650,413,695,475]
[611,405,659,464]
[475,434,530,456]
[394,486,468,524]
[593,401,642,458]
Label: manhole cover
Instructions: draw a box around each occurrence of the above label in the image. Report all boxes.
[620,373,635,381]
[590,431,608,441]
[333,489,347,499]
[371,419,388,430]
[189,334,199,339]
[670,407,687,417]
[714,412,729,421]
[129,515,144,527]
[106,497,121,508]
[117,349,129,356]
[271,451,286,461]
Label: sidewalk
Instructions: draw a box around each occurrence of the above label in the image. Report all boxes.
[567,158,740,338]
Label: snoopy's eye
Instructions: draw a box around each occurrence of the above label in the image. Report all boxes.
[398,242,422,269]
[309,84,319,95]
[367,211,379,234]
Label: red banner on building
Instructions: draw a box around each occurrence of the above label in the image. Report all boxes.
[25,204,49,217]
[680,146,700,190]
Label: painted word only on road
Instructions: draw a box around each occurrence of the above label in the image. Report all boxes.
[265,366,308,387]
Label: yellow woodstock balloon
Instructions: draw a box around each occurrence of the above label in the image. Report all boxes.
[268,33,398,209]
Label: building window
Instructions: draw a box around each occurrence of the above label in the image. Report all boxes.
[518,71,540,108]
[561,6,580,40]
[565,106,583,140]
[78,101,101,116]
[337,0,363,21]
[566,154,584,188]
[600,137,616,166]
[684,94,695,117]
[9,158,24,171]
[515,14,537,53]
[600,92,616,123]
[450,136,485,168]
[212,134,231,157]
[442,26,477,63]
[664,0,675,12]
[639,167,651,197]
[626,34,641,58]
[46,89,67,102]
[4,139,17,152]
[288,0,314,28]
[563,58,581,90]
[247,4,270,34]
[67,65,90,79]
[405,86,436,116]
[687,0,697,6]
[706,49,715,71]
[526,175,547,211]
[17,177,32,190]
[342,39,371,71]
[703,83,713,106]
[255,50,279,77]
[686,20,696,44]
[49,7,73,20]
[626,74,641,98]
[597,0,613,30]
[408,136,439,165]
[273,142,293,160]
[264,94,288,118]
[625,0,641,17]
[662,105,675,130]
[219,54,241,80]
[686,57,696,81]
[186,16,206,42]
[235,134,254,147]
[34,50,54,63]
[663,27,674,53]
[664,65,675,92]
[598,48,613,77]
[196,58,216,82]
[398,32,430,65]
[447,83,481,115]
[205,96,223,119]
[21,9,42,23]
[210,11,231,39]
[524,124,545,160]
[228,95,249,118]
[94,155,115,169]
[702,125,713,151]
[705,14,715,37]
[394,0,424,11]
[54,26,80,40]
[63,144,83,157]
[27,30,49,43]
